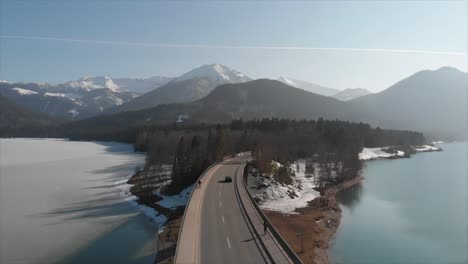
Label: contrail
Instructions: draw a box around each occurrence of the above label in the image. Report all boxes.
[1,35,466,56]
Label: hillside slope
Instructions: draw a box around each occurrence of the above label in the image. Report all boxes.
[350,67,467,139]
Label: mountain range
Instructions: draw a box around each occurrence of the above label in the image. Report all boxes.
[277,76,340,96]
[67,66,467,140]
[0,75,172,119]
[1,65,466,140]
[333,88,372,101]
[0,94,55,134]
[277,77,372,101]
[106,64,251,113]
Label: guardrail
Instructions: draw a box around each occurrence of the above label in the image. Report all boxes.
[173,154,234,263]
[241,162,304,264]
[233,161,275,263]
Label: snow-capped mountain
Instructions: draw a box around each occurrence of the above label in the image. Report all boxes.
[0,75,172,119]
[62,75,173,93]
[108,64,252,113]
[277,76,297,87]
[112,76,174,93]
[177,64,250,84]
[0,81,138,119]
[333,88,371,101]
[277,76,339,96]
[64,76,120,92]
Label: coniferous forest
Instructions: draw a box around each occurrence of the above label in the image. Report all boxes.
[134,118,425,193]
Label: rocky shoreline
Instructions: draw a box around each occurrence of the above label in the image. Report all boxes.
[125,169,186,264]
[264,176,363,264]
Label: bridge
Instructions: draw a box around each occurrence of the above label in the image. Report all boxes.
[174,154,302,264]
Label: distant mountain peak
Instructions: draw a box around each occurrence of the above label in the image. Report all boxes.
[434,66,463,73]
[176,64,250,83]
[277,76,297,86]
[67,75,119,92]
[333,88,372,101]
[277,77,339,96]
[435,66,461,72]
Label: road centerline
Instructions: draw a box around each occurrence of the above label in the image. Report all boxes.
[226,236,231,249]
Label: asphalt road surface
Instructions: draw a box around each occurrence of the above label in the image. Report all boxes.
[199,156,268,264]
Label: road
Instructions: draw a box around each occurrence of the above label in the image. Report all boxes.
[200,156,267,264]
[175,155,269,264]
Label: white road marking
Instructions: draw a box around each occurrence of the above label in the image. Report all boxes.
[219,201,222,207]
[226,236,231,249]
[222,215,225,223]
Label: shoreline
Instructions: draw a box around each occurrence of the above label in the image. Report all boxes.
[264,175,364,264]
[125,170,186,264]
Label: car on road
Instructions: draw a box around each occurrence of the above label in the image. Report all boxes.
[224,176,232,182]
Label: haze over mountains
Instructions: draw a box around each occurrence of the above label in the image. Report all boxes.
[1,64,466,140]
[69,66,466,140]
[277,76,340,96]
[0,75,172,119]
[349,66,467,139]
[107,64,251,113]
[334,88,372,101]
[277,77,372,101]
[0,94,54,133]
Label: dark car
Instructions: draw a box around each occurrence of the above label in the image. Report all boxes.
[224,176,232,182]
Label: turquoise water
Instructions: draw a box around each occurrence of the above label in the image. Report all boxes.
[331,142,468,264]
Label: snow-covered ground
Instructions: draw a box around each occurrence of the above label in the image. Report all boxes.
[413,145,440,152]
[359,148,404,160]
[113,166,191,230]
[13,87,38,95]
[113,175,167,228]
[156,185,193,210]
[248,161,319,214]
[359,145,441,160]
[44,92,82,100]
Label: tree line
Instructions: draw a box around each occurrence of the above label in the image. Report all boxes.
[135,118,426,193]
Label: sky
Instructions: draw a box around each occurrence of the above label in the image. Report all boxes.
[0,0,466,92]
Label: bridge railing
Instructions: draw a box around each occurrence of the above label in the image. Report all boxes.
[173,154,234,263]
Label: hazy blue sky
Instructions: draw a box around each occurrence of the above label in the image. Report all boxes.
[0,0,466,91]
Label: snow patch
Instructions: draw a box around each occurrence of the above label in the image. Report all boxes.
[413,145,440,152]
[155,185,193,210]
[113,175,167,228]
[67,76,120,92]
[45,92,82,100]
[13,87,38,95]
[248,161,319,214]
[359,148,403,160]
[68,109,80,117]
[278,76,297,87]
[359,145,440,160]
[176,64,250,83]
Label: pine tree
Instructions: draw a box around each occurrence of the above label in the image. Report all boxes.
[206,128,214,164]
[214,124,224,161]
[189,135,202,183]
[172,136,186,186]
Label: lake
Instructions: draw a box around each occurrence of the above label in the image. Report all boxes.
[0,138,157,264]
[331,142,468,264]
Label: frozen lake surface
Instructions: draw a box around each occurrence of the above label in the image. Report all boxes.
[0,138,157,264]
